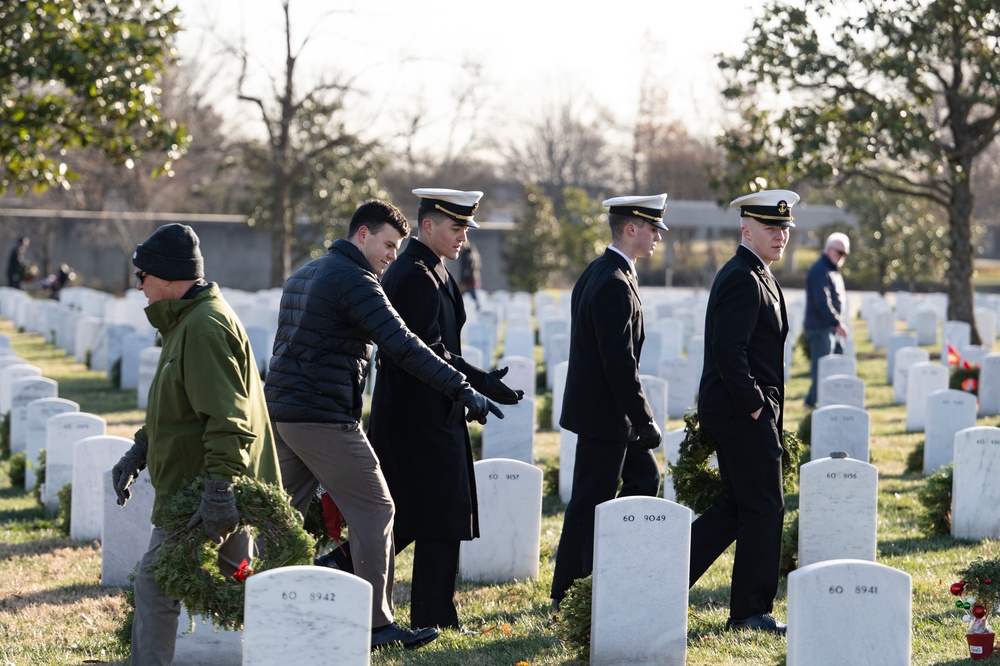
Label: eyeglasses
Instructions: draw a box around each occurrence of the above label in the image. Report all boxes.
[134,270,149,285]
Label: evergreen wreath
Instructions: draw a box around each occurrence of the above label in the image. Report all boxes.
[668,411,803,515]
[151,475,315,630]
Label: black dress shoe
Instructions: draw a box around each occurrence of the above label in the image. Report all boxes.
[725,613,787,635]
[370,622,440,651]
[313,551,341,569]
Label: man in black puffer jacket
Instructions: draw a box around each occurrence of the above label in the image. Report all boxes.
[265,199,503,651]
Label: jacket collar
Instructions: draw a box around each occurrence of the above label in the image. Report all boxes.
[145,283,220,332]
[330,238,376,276]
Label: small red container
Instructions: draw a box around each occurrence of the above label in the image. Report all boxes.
[967,632,995,660]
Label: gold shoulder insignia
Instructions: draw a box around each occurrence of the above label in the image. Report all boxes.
[414,259,429,271]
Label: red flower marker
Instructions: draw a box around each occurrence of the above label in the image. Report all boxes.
[233,558,254,582]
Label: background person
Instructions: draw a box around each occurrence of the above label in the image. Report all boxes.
[803,232,851,408]
[6,236,32,289]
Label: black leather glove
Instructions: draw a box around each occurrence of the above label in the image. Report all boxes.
[187,479,240,544]
[456,384,505,425]
[111,437,148,507]
[477,366,525,405]
[635,421,663,450]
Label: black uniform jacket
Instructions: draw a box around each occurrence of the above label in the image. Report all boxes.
[369,238,483,543]
[698,245,788,437]
[559,248,654,442]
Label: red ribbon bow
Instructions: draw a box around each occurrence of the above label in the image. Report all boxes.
[233,558,254,582]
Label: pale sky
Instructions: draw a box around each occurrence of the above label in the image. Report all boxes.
[173,0,759,153]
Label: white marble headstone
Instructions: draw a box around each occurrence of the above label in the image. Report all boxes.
[809,405,869,462]
[869,309,893,349]
[9,376,58,456]
[459,458,542,582]
[552,361,568,430]
[73,315,102,363]
[639,330,662,380]
[659,357,697,418]
[0,363,41,415]
[787,560,911,666]
[914,307,938,346]
[119,330,155,390]
[923,389,978,475]
[817,354,857,383]
[905,362,948,432]
[952,426,1000,540]
[941,320,971,366]
[43,412,107,513]
[497,354,535,399]
[101,468,154,586]
[559,428,577,505]
[657,317,684,360]
[892,346,930,404]
[70,435,133,541]
[243,566,372,665]
[545,332,570,390]
[24,397,78,491]
[137,347,162,410]
[462,344,485,372]
[975,306,997,347]
[591,496,692,666]
[503,326,535,361]
[817,374,865,410]
[979,353,1000,416]
[798,455,878,566]
[481,398,534,464]
[886,333,917,384]
[639,374,667,432]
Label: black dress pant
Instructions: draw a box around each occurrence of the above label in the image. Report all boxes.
[550,435,660,601]
[688,410,785,620]
[395,536,461,629]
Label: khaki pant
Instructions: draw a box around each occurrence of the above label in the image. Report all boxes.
[273,420,396,628]
[131,525,252,665]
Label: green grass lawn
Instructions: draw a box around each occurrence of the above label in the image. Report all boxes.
[0,312,997,665]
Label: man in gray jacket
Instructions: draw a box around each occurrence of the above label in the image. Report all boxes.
[265,199,502,651]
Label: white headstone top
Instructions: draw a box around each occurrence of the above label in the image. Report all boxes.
[243,566,373,666]
[952,426,1000,540]
[101,468,154,587]
[71,435,133,541]
[923,389,978,475]
[590,496,692,666]
[9,376,58,456]
[24,397,79,491]
[43,412,107,513]
[798,456,878,566]
[809,405,870,462]
[481,398,535,464]
[787,560,912,666]
[459,458,542,582]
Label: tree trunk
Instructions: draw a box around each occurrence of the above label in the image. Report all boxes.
[946,173,981,345]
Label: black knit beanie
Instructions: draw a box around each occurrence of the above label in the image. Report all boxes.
[132,224,204,280]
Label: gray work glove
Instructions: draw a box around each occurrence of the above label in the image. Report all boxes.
[634,421,663,450]
[111,437,148,507]
[456,384,505,425]
[187,479,240,544]
[479,366,525,405]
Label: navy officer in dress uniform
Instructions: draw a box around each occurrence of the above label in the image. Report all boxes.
[549,193,667,608]
[368,188,523,630]
[688,189,798,636]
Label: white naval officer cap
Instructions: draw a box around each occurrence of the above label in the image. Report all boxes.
[730,189,800,228]
[413,188,484,228]
[602,193,669,230]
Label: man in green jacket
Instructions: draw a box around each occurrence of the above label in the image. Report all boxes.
[111,223,281,666]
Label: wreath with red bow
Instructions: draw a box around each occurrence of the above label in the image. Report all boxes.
[151,476,315,630]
